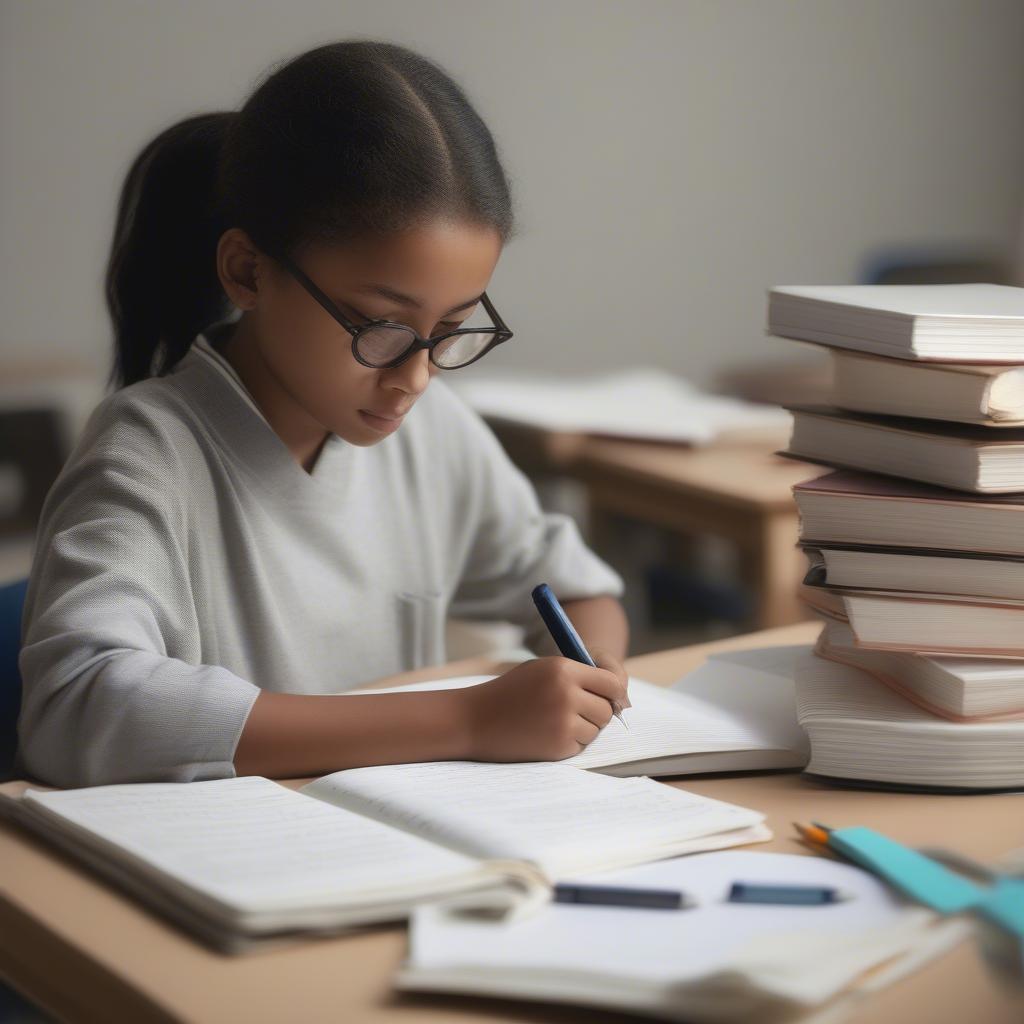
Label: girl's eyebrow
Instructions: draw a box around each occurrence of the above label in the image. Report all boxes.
[357,284,483,315]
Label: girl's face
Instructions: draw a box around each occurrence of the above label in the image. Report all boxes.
[220,219,503,449]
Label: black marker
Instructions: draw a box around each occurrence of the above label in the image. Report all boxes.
[553,883,695,910]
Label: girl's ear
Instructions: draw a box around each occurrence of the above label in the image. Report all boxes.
[216,227,264,311]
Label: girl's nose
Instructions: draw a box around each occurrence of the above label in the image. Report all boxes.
[384,347,432,395]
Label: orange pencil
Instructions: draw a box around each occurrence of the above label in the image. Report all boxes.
[793,821,831,847]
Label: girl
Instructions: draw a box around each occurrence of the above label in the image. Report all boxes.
[16,40,630,788]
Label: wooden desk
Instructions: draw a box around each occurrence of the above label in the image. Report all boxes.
[487,419,819,630]
[3,623,1023,1024]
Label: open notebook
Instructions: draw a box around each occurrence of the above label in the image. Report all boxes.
[0,762,768,954]
[355,645,811,778]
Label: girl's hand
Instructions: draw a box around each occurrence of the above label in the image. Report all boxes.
[458,653,631,762]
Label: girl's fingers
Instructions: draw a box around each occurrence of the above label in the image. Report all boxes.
[576,689,615,730]
[573,716,601,747]
[572,659,631,710]
[589,647,631,707]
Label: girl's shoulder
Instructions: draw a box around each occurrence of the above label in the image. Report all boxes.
[66,375,208,482]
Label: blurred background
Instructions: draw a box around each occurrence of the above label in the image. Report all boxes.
[3,0,1024,665]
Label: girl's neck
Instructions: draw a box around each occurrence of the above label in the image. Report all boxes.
[213,316,331,475]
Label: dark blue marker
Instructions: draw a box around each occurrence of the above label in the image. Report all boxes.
[531,583,628,729]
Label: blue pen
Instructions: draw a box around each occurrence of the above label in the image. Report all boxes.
[728,882,854,905]
[531,583,628,729]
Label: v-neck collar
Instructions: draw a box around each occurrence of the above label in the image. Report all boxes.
[175,325,358,504]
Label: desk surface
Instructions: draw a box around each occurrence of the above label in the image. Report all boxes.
[484,419,815,511]
[3,622,1023,1024]
[574,435,818,511]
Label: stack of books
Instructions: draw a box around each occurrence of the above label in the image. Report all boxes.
[769,283,1024,791]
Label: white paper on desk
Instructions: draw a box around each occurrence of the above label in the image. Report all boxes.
[665,645,811,762]
[449,368,790,444]
[400,850,950,1012]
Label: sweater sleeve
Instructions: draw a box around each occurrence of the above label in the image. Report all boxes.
[442,387,625,636]
[16,397,261,787]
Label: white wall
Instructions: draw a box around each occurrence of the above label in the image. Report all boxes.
[3,0,1023,393]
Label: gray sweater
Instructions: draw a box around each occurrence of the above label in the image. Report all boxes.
[16,329,623,787]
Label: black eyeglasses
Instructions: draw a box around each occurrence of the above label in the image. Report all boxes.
[270,250,513,370]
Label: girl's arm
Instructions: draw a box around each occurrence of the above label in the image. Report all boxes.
[533,594,629,661]
[233,649,630,779]
[232,688,472,779]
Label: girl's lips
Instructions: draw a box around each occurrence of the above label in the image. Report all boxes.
[359,409,406,432]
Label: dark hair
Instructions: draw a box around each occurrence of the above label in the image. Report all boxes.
[104,40,516,389]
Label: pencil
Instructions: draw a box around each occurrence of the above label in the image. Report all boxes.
[793,821,831,846]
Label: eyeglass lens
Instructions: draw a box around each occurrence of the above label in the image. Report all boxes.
[355,300,500,368]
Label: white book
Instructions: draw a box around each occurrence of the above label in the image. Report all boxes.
[0,762,768,954]
[802,571,1024,657]
[793,470,1024,557]
[804,543,1024,602]
[794,650,1024,790]
[785,405,1024,493]
[816,620,1024,721]
[829,348,1024,426]
[768,283,1024,361]
[397,849,963,1023]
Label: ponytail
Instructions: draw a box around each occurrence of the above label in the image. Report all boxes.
[105,112,234,388]
[105,41,516,389]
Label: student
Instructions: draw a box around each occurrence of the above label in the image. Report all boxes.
[16,40,630,788]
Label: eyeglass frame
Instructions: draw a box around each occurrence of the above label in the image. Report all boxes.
[268,249,514,370]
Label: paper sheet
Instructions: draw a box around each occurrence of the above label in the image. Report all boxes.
[302,761,763,876]
[403,850,941,1006]
[450,368,790,444]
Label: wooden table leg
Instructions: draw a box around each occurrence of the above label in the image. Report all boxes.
[745,510,809,629]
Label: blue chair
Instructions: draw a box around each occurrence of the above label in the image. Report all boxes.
[0,577,28,782]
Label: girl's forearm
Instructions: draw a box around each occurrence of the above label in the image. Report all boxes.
[233,597,629,779]
[232,688,473,779]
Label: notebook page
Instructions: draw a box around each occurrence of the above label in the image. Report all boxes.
[301,762,763,877]
[352,671,790,770]
[19,776,479,914]
[668,646,811,755]
[568,679,766,770]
